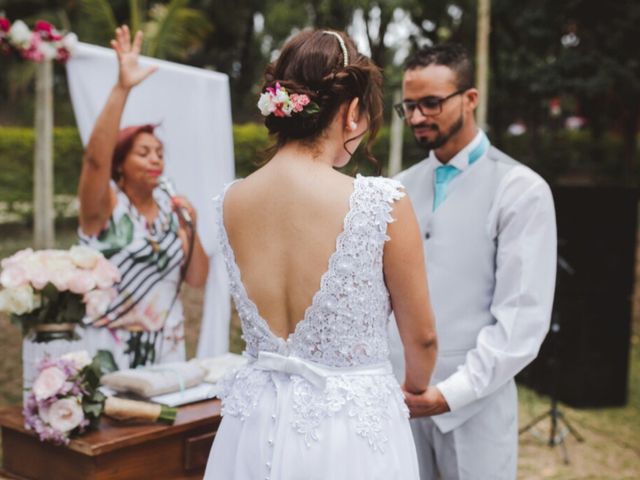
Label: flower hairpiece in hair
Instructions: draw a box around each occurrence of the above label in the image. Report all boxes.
[257,82,319,118]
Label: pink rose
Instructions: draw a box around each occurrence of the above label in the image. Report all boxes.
[0,18,10,33]
[0,265,28,288]
[56,47,70,63]
[33,366,66,400]
[92,258,121,289]
[1,248,34,269]
[47,397,84,433]
[83,288,116,318]
[68,270,96,295]
[21,32,44,62]
[49,267,75,292]
[34,20,61,41]
[29,268,50,290]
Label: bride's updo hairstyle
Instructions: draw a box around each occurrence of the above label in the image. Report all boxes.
[261,29,383,164]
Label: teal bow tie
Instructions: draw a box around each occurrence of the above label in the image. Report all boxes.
[433,164,461,211]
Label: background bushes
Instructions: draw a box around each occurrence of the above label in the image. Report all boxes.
[0,125,634,209]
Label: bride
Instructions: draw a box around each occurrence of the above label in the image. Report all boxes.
[205,29,437,479]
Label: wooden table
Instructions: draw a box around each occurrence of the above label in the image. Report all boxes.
[0,399,221,480]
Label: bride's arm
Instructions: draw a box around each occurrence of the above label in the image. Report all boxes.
[383,194,437,395]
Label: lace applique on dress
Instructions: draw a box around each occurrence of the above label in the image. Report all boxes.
[214,175,407,451]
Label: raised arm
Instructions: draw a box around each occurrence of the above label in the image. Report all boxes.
[384,193,438,395]
[78,26,158,235]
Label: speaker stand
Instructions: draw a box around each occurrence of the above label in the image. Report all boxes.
[519,396,584,464]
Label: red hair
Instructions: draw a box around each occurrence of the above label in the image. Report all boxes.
[111,124,160,181]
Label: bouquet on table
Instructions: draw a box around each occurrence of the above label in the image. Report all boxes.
[0,246,121,342]
[24,350,177,445]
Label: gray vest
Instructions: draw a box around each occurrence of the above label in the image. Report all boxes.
[394,146,521,431]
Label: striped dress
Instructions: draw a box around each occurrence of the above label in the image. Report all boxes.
[78,183,186,369]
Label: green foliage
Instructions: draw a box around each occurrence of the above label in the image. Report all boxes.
[233,122,271,177]
[144,0,213,60]
[76,0,212,61]
[0,125,635,214]
[0,127,83,204]
[77,0,119,46]
[10,282,86,340]
[81,350,117,428]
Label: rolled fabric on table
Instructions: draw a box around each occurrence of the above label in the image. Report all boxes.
[101,361,206,397]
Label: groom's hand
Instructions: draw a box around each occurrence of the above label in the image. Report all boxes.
[403,386,451,418]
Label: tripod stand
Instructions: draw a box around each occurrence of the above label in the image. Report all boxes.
[519,256,584,464]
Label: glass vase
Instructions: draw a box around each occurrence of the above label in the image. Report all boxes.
[22,323,83,405]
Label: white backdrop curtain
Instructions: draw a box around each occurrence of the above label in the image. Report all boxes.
[66,42,234,357]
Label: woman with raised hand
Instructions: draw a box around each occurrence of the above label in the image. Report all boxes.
[205,29,437,479]
[77,26,209,369]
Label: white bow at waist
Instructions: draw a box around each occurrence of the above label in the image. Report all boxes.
[252,351,392,390]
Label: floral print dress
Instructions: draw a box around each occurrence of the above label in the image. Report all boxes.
[78,183,186,369]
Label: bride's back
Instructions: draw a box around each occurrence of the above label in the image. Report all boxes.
[223,160,355,340]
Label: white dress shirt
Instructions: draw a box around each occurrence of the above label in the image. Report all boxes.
[395,130,557,419]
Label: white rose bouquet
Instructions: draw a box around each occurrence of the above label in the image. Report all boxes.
[24,350,177,445]
[0,246,121,342]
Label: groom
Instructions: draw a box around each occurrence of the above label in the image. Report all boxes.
[389,44,557,479]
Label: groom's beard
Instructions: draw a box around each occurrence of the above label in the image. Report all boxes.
[412,113,464,151]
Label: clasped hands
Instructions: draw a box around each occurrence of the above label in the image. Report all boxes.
[401,385,451,418]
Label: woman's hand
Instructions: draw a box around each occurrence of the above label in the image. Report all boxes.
[172,195,209,288]
[172,195,197,230]
[111,25,157,91]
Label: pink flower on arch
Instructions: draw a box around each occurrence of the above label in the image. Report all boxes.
[34,20,62,41]
[0,18,10,33]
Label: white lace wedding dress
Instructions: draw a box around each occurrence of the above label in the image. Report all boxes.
[204,175,419,480]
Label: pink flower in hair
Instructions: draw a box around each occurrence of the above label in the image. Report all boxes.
[257,82,317,118]
[290,94,311,113]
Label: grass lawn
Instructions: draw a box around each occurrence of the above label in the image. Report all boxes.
[0,223,638,478]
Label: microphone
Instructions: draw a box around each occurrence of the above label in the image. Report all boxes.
[158,176,193,225]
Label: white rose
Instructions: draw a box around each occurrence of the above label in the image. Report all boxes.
[33,366,66,400]
[273,89,288,105]
[8,20,31,48]
[38,41,58,61]
[257,93,272,116]
[0,284,38,315]
[62,32,78,53]
[69,245,101,270]
[43,253,77,291]
[47,397,84,433]
[61,350,92,370]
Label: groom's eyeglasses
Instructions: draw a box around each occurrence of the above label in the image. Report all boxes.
[394,90,466,119]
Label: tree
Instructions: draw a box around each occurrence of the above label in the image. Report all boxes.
[76,0,212,61]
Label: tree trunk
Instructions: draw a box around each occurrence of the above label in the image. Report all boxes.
[388,90,404,177]
[475,0,491,130]
[33,60,55,249]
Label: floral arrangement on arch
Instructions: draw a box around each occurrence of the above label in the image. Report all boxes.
[24,350,176,444]
[0,246,121,341]
[0,17,77,63]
